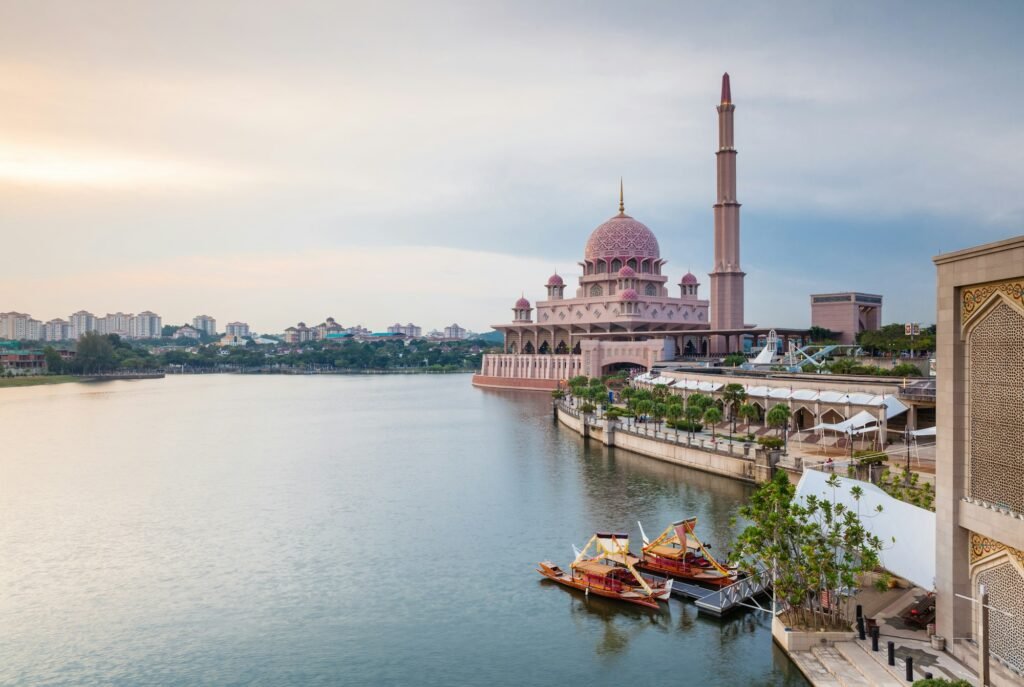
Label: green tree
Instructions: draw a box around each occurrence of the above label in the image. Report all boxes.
[723,353,746,367]
[737,402,758,433]
[635,399,654,425]
[766,404,792,451]
[43,346,64,374]
[74,332,116,373]
[734,472,888,630]
[702,406,722,439]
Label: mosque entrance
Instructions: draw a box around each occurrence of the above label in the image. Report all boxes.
[601,362,643,377]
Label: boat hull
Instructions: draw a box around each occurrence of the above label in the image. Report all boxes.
[536,562,662,609]
[636,557,739,588]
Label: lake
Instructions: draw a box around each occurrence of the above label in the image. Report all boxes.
[0,374,806,686]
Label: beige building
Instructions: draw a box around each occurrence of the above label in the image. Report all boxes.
[810,292,883,344]
[0,312,41,341]
[192,315,217,337]
[934,235,1024,684]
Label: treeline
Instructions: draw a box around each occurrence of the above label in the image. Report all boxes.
[45,333,489,374]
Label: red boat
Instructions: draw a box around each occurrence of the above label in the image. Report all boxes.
[636,518,740,588]
[537,532,672,609]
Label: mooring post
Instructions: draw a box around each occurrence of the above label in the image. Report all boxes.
[857,615,865,640]
[856,604,863,619]
[871,627,879,652]
[887,641,895,666]
[905,656,913,682]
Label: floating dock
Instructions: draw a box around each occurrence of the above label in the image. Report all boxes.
[670,569,772,616]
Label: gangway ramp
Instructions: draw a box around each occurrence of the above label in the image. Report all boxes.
[669,568,771,616]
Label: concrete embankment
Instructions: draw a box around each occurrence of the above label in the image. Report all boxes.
[555,403,773,484]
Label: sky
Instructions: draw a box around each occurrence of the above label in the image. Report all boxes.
[1,1,1022,333]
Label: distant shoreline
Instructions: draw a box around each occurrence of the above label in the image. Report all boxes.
[0,373,165,389]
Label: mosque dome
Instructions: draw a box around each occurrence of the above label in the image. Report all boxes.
[617,266,636,278]
[680,272,698,285]
[514,297,531,308]
[619,288,639,301]
[585,213,660,261]
[546,273,564,286]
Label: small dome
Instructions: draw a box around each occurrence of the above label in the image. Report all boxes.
[618,266,636,278]
[680,272,698,285]
[547,273,564,286]
[515,297,531,308]
[619,288,639,302]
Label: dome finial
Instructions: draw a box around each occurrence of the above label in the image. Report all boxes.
[618,177,625,214]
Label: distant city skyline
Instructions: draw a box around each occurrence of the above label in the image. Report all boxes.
[1,2,1022,331]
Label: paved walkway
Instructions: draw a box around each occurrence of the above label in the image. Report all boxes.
[786,585,979,686]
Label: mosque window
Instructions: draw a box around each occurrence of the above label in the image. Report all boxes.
[611,259,622,272]
[596,262,606,273]
[641,261,651,273]
[645,283,657,296]
[539,341,550,354]
[555,341,568,354]
[627,258,637,271]
[590,285,603,297]
[524,341,535,354]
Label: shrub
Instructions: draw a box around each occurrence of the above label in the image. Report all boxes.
[667,419,703,432]
[912,679,971,687]
[757,436,785,450]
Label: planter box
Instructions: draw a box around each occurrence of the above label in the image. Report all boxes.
[771,616,857,652]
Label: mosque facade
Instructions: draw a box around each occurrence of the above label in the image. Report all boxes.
[473,74,747,391]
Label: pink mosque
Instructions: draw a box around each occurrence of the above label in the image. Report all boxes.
[473,74,750,391]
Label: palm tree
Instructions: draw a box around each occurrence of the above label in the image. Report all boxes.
[665,400,683,436]
[737,402,757,434]
[635,399,654,426]
[703,406,723,442]
[684,405,702,441]
[766,404,793,452]
[721,383,748,442]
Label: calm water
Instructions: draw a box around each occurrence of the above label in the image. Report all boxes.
[0,375,806,686]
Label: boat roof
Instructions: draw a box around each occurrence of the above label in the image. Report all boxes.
[574,554,640,575]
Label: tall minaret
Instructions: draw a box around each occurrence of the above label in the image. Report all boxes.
[708,72,745,353]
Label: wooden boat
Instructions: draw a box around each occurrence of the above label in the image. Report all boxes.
[635,518,741,588]
[537,532,673,609]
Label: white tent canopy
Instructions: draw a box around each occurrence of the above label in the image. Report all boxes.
[911,426,937,437]
[807,409,878,434]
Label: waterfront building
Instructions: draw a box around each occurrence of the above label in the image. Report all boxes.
[387,322,422,337]
[225,321,250,338]
[192,315,217,337]
[68,311,97,340]
[933,235,1024,683]
[810,293,883,345]
[443,323,467,339]
[0,348,46,374]
[0,312,42,341]
[315,317,344,339]
[128,311,162,339]
[474,74,751,391]
[43,318,70,342]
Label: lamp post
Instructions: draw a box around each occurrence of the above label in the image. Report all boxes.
[904,424,912,486]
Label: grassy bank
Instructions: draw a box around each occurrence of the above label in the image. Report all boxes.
[0,375,81,388]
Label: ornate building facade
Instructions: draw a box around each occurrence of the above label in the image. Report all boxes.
[473,74,745,391]
[934,235,1024,684]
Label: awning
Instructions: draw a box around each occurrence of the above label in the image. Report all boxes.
[911,426,937,437]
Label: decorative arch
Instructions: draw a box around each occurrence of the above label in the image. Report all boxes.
[644,283,657,296]
[596,261,607,274]
[611,258,622,272]
[589,284,603,297]
[970,540,1024,673]
[523,341,535,354]
[555,341,568,354]
[538,340,550,354]
[626,258,637,271]
[820,408,846,424]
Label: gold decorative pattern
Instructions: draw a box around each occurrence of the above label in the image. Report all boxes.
[971,533,1024,567]
[961,278,1024,326]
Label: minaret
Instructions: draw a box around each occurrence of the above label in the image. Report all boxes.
[708,72,745,353]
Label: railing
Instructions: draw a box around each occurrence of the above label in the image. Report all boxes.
[696,566,772,613]
[898,379,936,401]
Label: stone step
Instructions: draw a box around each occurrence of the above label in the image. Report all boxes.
[834,642,904,687]
[812,645,871,686]
[789,650,843,686]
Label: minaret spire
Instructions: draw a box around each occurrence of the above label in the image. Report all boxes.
[709,72,745,355]
[618,177,625,214]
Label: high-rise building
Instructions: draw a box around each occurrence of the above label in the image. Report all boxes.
[68,311,97,340]
[810,293,883,344]
[225,321,250,338]
[387,323,422,337]
[129,311,162,339]
[192,315,217,337]
[43,318,70,341]
[443,324,467,339]
[708,73,746,354]
[0,312,41,341]
[97,312,133,337]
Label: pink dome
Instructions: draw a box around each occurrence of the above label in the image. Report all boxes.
[680,272,698,285]
[617,266,636,278]
[514,297,531,308]
[546,273,564,286]
[585,213,660,261]
[619,288,639,302]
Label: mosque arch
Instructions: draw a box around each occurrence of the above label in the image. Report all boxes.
[596,261,607,273]
[589,284,603,297]
[508,342,517,354]
[626,258,637,271]
[644,283,657,297]
[611,258,622,272]
[820,408,846,424]
[555,341,568,354]
[572,342,581,354]
[538,340,550,354]
[523,341,535,354]
[641,260,651,273]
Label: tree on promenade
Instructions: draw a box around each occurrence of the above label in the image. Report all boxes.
[74,332,116,373]
[734,471,889,631]
[722,383,747,421]
[766,403,792,450]
[702,406,722,440]
[737,403,758,433]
